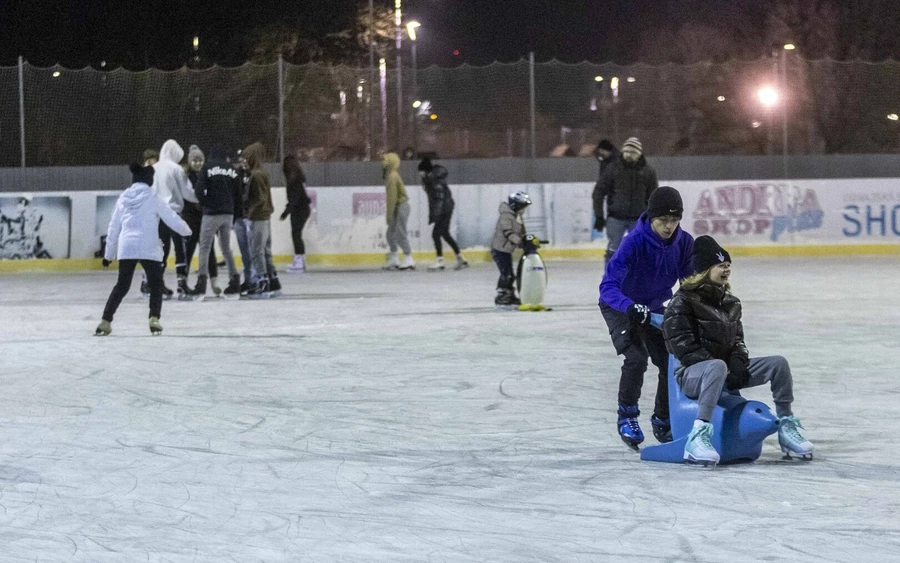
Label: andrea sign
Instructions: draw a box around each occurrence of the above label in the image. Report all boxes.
[692,183,823,242]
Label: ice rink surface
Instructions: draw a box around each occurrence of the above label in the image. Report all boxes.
[1,257,898,562]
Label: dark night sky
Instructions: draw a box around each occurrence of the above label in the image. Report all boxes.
[0,0,796,69]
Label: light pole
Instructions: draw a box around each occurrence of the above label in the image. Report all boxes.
[757,86,778,155]
[407,21,420,153]
[395,0,403,151]
[780,43,795,179]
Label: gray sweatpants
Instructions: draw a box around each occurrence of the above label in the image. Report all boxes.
[677,355,795,421]
[249,219,276,281]
[199,214,238,279]
[386,201,412,255]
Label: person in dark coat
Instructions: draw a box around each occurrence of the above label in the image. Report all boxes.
[591,138,618,231]
[593,137,658,265]
[598,186,693,450]
[418,157,468,271]
[280,155,312,273]
[662,235,814,465]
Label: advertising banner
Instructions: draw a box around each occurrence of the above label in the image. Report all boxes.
[0,195,71,259]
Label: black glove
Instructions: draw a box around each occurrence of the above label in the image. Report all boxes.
[626,303,651,326]
[428,215,435,225]
[280,210,289,221]
[594,215,605,232]
[102,258,111,269]
[726,357,751,390]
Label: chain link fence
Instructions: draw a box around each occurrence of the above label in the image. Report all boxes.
[2,57,899,167]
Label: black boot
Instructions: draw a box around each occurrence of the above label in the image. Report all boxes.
[177,276,190,300]
[269,275,282,297]
[223,275,241,299]
[191,275,208,301]
[247,276,271,300]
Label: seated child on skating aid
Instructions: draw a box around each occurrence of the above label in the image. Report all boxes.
[662,235,814,465]
[490,191,531,306]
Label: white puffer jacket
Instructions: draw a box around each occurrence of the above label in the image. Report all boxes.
[104,182,192,261]
[152,140,196,213]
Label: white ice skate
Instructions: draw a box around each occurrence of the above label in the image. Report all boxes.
[382,252,400,270]
[454,255,469,270]
[427,257,445,271]
[286,254,306,273]
[684,420,720,466]
[778,416,814,460]
[399,254,415,270]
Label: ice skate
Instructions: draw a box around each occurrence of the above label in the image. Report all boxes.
[161,282,174,301]
[285,254,306,273]
[246,277,271,300]
[269,275,283,297]
[617,403,644,451]
[778,416,814,460]
[94,320,112,336]
[210,277,222,297]
[382,252,400,270]
[454,255,469,270]
[176,276,191,300]
[399,254,416,270]
[684,420,720,466]
[651,415,673,443]
[149,317,162,336]
[140,280,150,298]
[494,288,518,310]
[223,275,241,300]
[427,257,445,271]
[190,275,208,302]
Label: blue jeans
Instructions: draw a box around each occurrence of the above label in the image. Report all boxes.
[605,217,638,262]
[233,218,255,282]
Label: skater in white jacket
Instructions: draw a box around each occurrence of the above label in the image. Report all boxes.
[148,139,195,297]
[96,163,191,336]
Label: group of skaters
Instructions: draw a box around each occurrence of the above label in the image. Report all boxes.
[94,134,815,465]
[96,140,312,336]
[593,137,813,465]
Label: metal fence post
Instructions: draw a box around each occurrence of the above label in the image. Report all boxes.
[18,56,25,168]
[528,52,536,160]
[277,54,285,165]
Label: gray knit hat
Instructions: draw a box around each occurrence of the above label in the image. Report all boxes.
[622,137,643,154]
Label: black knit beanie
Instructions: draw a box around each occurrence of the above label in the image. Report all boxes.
[130,162,155,185]
[417,157,433,172]
[596,139,615,152]
[646,186,683,220]
[693,235,732,274]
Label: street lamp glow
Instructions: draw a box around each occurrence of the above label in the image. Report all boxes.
[610,76,619,90]
[758,86,778,107]
[193,36,199,50]
[406,21,420,41]
[626,76,636,83]
[783,43,796,51]
[888,113,899,121]
[430,114,438,120]
[412,100,422,108]
[751,121,762,128]
[594,75,603,82]
[717,95,726,102]
[52,71,61,78]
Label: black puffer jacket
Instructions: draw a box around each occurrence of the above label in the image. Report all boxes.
[594,155,658,220]
[662,283,750,369]
[422,164,454,222]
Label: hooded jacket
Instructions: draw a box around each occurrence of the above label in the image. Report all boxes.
[422,164,453,222]
[594,154,658,221]
[382,153,408,224]
[196,147,240,216]
[104,182,191,261]
[598,213,694,312]
[592,148,619,221]
[663,283,750,376]
[491,202,525,254]
[152,140,195,213]
[283,155,311,215]
[243,142,274,221]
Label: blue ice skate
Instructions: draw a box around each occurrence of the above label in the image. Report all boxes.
[617,403,644,451]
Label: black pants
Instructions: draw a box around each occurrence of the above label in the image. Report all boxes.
[432,208,460,257]
[158,221,186,277]
[181,202,217,278]
[491,249,514,290]
[290,205,311,255]
[600,300,670,419]
[103,259,164,322]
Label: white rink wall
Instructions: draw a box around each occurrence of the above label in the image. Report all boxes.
[3,179,900,262]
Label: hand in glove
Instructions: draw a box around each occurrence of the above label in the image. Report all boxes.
[280,209,289,221]
[726,357,751,390]
[102,258,111,269]
[626,303,651,326]
[594,215,606,232]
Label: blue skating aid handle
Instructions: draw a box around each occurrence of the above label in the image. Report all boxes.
[650,313,664,329]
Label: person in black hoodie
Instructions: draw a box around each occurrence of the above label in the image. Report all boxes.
[662,236,814,464]
[280,155,311,273]
[593,137,658,265]
[591,138,618,232]
[190,146,241,299]
[418,157,468,271]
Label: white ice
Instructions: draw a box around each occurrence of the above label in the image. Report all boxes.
[1,258,898,562]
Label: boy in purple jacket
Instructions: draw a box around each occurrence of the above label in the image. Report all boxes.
[598,186,694,450]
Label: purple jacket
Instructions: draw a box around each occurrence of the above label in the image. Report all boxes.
[599,213,694,312]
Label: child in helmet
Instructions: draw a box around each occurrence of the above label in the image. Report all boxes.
[491,191,531,306]
[662,235,814,464]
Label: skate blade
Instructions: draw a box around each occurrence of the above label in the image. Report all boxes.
[683,453,719,467]
[93,331,110,337]
[270,290,283,298]
[150,330,162,336]
[223,294,240,301]
[781,447,814,461]
[620,436,642,452]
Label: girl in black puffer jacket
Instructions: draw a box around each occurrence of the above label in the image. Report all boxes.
[662,235,813,465]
